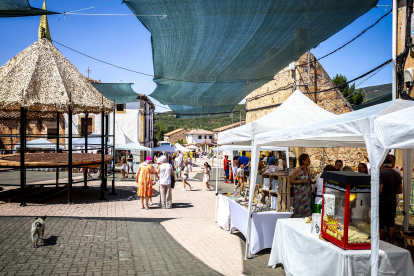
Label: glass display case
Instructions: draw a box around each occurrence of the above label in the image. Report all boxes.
[320,171,371,250]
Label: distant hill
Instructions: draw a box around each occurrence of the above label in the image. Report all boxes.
[360,83,391,102]
[155,104,246,133]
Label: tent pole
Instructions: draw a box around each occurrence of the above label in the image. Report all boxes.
[392,0,397,100]
[110,109,117,195]
[285,148,290,168]
[245,141,260,259]
[68,108,73,204]
[322,148,325,169]
[83,113,88,189]
[214,145,220,222]
[105,114,109,191]
[20,107,26,207]
[98,111,107,200]
[56,111,59,188]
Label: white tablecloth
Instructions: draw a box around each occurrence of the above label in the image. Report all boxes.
[269,218,414,276]
[227,198,292,254]
[217,194,231,231]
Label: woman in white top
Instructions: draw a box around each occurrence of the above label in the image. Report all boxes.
[157,156,174,209]
[182,161,193,191]
[202,162,212,191]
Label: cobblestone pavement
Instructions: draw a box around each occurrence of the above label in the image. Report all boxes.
[0,158,285,276]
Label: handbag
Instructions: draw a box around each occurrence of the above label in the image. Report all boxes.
[170,165,176,189]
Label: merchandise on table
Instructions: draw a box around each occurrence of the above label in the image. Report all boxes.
[311,213,321,236]
[320,171,371,250]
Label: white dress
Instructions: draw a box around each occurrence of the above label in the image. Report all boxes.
[203,167,210,183]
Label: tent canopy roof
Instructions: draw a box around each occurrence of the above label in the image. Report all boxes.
[218,90,336,146]
[255,99,414,148]
[174,143,190,152]
[15,138,63,149]
[0,38,114,114]
[152,145,176,152]
[91,83,139,104]
[0,0,58,17]
[115,143,152,151]
[126,0,377,117]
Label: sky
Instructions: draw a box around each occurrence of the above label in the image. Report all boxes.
[0,0,392,113]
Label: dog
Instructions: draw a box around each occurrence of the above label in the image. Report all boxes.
[31,216,47,248]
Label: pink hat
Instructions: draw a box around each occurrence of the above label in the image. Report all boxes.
[145,156,153,161]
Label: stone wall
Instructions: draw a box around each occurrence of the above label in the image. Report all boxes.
[245,52,367,175]
[164,129,189,144]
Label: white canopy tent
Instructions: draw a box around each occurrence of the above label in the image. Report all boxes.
[253,99,414,275]
[152,145,176,152]
[217,90,339,259]
[115,143,152,152]
[217,90,337,146]
[174,143,191,152]
[72,132,113,149]
[14,138,64,150]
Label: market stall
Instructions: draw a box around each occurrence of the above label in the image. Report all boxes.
[268,218,413,276]
[253,99,414,275]
[217,90,337,259]
[219,194,292,254]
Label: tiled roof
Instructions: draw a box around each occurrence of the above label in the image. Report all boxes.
[213,121,245,132]
[164,128,188,136]
[137,94,155,109]
[186,129,214,135]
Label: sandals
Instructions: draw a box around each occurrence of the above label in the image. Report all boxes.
[145,205,149,210]
[141,206,145,209]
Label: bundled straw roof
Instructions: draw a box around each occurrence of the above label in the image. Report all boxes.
[0,38,114,114]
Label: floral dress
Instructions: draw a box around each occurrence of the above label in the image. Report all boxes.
[136,163,154,197]
[292,166,312,218]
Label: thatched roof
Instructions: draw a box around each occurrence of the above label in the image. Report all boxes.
[0,38,114,114]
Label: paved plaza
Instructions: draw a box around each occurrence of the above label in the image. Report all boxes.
[0,158,285,276]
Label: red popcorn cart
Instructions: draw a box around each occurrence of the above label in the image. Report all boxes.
[320,171,371,250]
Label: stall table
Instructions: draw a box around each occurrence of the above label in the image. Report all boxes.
[220,196,292,254]
[268,218,414,276]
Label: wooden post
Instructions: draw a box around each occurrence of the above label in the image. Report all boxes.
[68,108,73,204]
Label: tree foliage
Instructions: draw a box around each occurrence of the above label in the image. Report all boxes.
[332,74,365,106]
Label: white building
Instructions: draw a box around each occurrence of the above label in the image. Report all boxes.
[186,129,214,144]
[65,78,155,163]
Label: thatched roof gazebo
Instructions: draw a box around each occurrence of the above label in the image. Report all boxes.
[0,37,115,205]
[0,38,114,114]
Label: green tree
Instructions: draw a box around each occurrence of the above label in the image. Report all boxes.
[154,121,167,144]
[332,74,365,106]
[176,138,187,145]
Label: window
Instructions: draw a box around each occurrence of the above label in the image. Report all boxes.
[209,135,212,139]
[205,135,207,139]
[198,135,202,139]
[47,128,58,139]
[80,117,93,136]
[116,104,126,113]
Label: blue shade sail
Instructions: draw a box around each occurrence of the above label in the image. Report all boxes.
[0,0,58,17]
[125,0,378,117]
[91,83,139,104]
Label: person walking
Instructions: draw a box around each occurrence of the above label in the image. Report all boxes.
[176,151,183,179]
[182,161,193,191]
[126,150,134,178]
[157,156,174,209]
[136,156,158,210]
[291,153,314,218]
[202,162,212,191]
[119,155,127,179]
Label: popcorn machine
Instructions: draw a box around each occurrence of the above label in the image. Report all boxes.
[320,171,371,250]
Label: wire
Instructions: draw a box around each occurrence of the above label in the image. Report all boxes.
[65,1,123,13]
[300,10,392,67]
[63,13,167,18]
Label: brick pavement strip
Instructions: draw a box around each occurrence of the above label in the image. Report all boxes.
[0,158,285,276]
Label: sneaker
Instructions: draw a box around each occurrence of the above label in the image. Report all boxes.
[208,187,213,191]
[190,185,193,190]
[224,181,229,184]
[182,189,186,191]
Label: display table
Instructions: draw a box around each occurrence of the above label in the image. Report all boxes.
[217,194,231,231]
[268,218,414,276]
[226,197,292,254]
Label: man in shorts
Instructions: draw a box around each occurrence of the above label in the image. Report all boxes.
[379,156,402,244]
[223,155,230,184]
[126,150,134,178]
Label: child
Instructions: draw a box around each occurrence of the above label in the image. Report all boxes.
[235,164,245,193]
[202,162,212,191]
[233,162,238,186]
[182,161,193,191]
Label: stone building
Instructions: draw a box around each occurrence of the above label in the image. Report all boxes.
[0,111,65,152]
[213,121,245,142]
[245,52,367,173]
[164,128,189,144]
